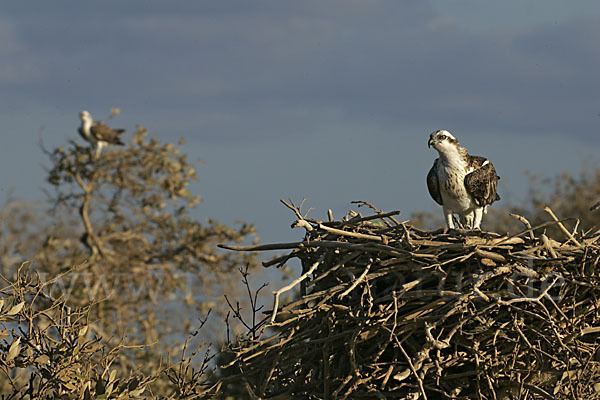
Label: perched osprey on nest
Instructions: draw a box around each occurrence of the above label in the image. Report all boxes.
[427,130,500,229]
[78,110,125,159]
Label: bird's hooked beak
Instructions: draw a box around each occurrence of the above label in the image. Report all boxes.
[428,137,434,148]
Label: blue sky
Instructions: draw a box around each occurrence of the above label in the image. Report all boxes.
[1,1,599,244]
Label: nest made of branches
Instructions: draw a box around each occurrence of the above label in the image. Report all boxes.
[218,201,600,399]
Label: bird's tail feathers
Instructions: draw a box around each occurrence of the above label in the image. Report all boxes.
[115,129,126,145]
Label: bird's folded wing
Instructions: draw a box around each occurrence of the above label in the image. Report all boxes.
[427,159,443,205]
[464,157,500,206]
[90,123,125,144]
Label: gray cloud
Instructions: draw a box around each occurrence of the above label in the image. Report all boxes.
[2,2,599,144]
[1,1,600,240]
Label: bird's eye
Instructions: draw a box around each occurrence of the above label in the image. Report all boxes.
[440,135,446,140]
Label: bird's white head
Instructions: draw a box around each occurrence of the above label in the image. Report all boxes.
[428,129,459,153]
[79,110,92,123]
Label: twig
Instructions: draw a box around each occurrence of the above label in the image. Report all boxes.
[509,213,534,240]
[339,263,372,298]
[541,234,558,258]
[317,223,385,242]
[271,260,320,323]
[395,337,428,400]
[544,206,581,247]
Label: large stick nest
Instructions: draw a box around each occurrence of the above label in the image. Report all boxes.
[219,202,600,399]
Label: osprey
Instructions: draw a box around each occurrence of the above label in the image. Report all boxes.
[78,110,125,159]
[427,130,500,229]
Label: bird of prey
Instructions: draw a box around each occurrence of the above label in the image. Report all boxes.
[427,130,500,229]
[78,110,125,159]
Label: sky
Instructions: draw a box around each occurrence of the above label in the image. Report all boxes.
[1,1,600,248]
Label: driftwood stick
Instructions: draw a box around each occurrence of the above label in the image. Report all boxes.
[475,248,506,263]
[351,201,401,225]
[262,251,297,268]
[221,240,427,258]
[544,207,581,247]
[509,213,535,240]
[218,242,308,252]
[317,223,385,242]
[327,209,334,222]
[497,219,575,245]
[541,234,558,258]
[343,210,402,225]
[571,218,580,239]
[271,260,320,323]
[280,198,304,220]
[339,263,372,298]
[395,337,428,400]
[292,219,314,232]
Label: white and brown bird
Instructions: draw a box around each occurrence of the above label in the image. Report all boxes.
[78,110,125,159]
[427,130,500,229]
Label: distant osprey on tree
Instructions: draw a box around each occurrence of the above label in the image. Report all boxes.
[78,110,125,159]
[427,130,500,230]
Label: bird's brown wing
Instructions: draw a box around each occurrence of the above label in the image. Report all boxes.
[90,122,125,145]
[464,156,500,206]
[427,159,443,205]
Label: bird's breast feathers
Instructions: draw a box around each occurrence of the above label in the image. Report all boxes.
[438,164,470,200]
